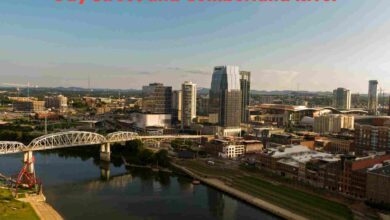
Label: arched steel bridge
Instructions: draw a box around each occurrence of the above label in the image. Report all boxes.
[0,131,206,155]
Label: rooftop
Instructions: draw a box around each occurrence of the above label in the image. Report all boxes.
[264,145,311,158]
[368,165,390,176]
[256,104,368,114]
[278,151,339,167]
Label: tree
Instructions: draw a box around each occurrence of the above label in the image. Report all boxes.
[153,149,170,167]
[171,139,192,151]
[138,149,154,165]
[125,139,144,153]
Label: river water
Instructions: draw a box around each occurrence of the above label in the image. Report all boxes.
[0,149,279,220]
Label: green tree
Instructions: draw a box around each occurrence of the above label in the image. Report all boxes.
[138,149,154,165]
[126,139,144,153]
[153,149,170,167]
[171,139,192,150]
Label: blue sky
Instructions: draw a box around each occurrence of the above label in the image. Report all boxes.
[1,0,390,92]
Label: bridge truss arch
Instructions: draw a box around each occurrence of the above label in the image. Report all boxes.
[0,141,27,154]
[106,131,140,143]
[28,131,107,151]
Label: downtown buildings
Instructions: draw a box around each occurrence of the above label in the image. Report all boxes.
[130,83,173,132]
[209,66,242,128]
[353,116,390,155]
[45,95,68,112]
[368,80,378,115]
[333,87,351,110]
[142,83,172,114]
[10,97,45,112]
[313,114,354,134]
[181,81,197,128]
[240,71,251,123]
[171,90,182,124]
[354,124,390,155]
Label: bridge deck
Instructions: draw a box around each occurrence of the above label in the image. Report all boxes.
[0,131,211,155]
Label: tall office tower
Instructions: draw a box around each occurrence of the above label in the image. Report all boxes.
[332,87,351,110]
[209,66,242,127]
[240,71,251,123]
[197,94,209,116]
[351,93,360,108]
[368,80,378,115]
[181,81,197,128]
[388,96,390,116]
[142,83,172,114]
[171,90,182,124]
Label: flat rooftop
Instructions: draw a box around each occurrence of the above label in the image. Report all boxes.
[369,165,390,176]
[264,145,311,158]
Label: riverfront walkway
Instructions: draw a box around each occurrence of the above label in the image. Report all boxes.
[171,162,308,220]
[18,194,63,220]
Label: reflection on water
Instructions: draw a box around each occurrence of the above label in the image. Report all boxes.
[0,148,280,220]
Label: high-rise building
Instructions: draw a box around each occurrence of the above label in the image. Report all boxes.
[171,90,182,124]
[209,66,242,128]
[181,81,197,128]
[368,80,378,115]
[196,94,209,116]
[354,124,390,154]
[351,93,361,108]
[45,95,68,112]
[240,71,251,123]
[142,83,172,114]
[332,88,351,110]
[388,96,390,116]
[313,114,354,134]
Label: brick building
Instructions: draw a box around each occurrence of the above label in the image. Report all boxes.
[324,138,354,154]
[13,99,45,112]
[339,154,390,199]
[366,165,390,205]
[354,124,390,155]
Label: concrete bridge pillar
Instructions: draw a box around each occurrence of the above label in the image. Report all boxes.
[100,160,110,181]
[100,143,111,162]
[23,150,35,174]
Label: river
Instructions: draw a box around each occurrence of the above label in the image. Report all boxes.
[0,148,280,220]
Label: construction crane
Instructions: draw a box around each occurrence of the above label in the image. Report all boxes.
[2,82,39,97]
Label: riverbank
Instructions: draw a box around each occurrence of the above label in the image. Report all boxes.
[171,162,306,220]
[17,192,63,220]
[172,159,354,220]
[0,187,39,220]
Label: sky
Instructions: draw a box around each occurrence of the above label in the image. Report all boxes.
[1,0,390,92]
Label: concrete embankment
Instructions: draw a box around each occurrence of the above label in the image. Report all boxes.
[171,162,308,220]
[18,193,63,220]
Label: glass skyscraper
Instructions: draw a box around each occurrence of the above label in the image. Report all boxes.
[368,80,378,115]
[332,87,351,110]
[209,66,242,127]
[240,71,251,123]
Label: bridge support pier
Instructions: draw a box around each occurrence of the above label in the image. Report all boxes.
[23,151,35,175]
[100,143,111,162]
[100,160,110,181]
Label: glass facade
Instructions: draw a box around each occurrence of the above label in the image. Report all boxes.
[142,83,172,114]
[240,71,250,123]
[209,66,242,127]
[368,80,378,115]
[332,87,351,110]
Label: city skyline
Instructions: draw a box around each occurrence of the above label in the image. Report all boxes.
[1,1,390,220]
[1,0,390,92]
